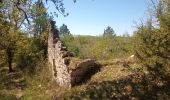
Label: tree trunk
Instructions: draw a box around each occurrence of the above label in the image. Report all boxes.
[6,48,14,73]
[8,60,13,72]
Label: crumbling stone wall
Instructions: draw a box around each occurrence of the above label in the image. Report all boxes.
[48,20,99,88]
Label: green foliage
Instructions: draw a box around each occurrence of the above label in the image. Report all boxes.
[0,95,16,100]
[1,0,170,99]
[22,60,53,100]
[0,0,76,27]
[59,24,70,37]
[62,34,80,56]
[134,0,170,75]
[64,35,133,60]
[103,26,116,37]
[0,11,22,72]
[31,1,48,36]
[16,33,48,74]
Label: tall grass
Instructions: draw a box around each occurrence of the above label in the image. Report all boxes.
[22,59,54,100]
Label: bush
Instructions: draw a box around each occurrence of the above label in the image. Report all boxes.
[62,34,80,56]
[134,0,170,76]
[16,35,47,75]
[63,35,133,60]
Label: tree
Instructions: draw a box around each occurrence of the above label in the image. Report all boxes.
[103,26,116,37]
[59,24,70,37]
[134,0,170,76]
[0,0,77,72]
[2,0,76,27]
[31,1,48,36]
[0,15,20,72]
[0,2,23,72]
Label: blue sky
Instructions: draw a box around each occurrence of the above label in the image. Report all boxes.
[48,0,148,36]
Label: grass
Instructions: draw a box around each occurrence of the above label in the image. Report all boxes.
[0,58,136,99]
[1,58,170,100]
[56,59,138,99]
[63,35,134,60]
[0,35,169,99]
[0,66,25,100]
[59,60,170,100]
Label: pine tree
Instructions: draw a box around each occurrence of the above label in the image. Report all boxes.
[59,24,70,37]
[103,26,116,37]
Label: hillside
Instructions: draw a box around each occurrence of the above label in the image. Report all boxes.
[0,35,169,100]
[0,0,170,99]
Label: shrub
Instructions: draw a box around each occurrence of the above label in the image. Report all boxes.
[134,0,170,76]
[63,35,133,60]
[16,35,47,75]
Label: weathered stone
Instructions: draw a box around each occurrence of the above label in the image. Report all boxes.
[63,58,70,65]
[61,51,70,58]
[60,46,67,51]
[47,20,99,88]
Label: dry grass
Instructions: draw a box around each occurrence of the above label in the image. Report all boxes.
[56,59,139,99]
[1,58,169,100]
[60,59,170,100]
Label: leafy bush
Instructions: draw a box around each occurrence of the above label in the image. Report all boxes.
[134,0,170,76]
[16,35,47,75]
[62,34,80,56]
[64,35,134,60]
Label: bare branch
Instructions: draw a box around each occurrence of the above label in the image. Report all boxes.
[14,0,30,25]
[18,19,25,28]
[150,0,157,10]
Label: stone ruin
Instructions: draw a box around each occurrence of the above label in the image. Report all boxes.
[48,20,100,88]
